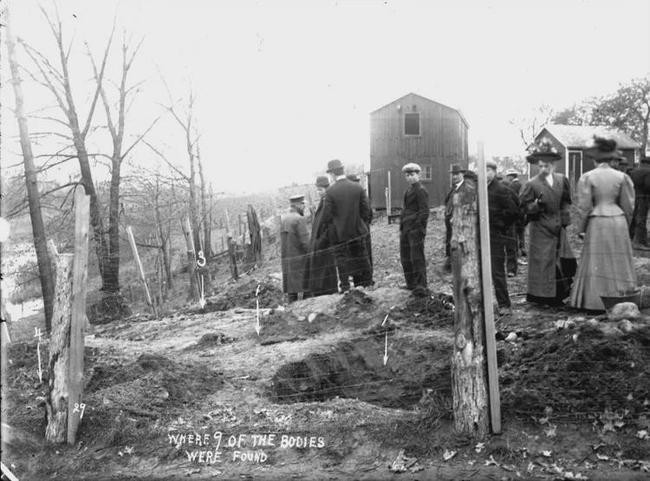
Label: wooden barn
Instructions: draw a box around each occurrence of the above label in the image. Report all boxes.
[531,124,641,186]
[369,93,469,210]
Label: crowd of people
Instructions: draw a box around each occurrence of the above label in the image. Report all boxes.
[280,136,648,314]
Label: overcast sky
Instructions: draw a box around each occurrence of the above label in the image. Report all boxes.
[2,0,649,194]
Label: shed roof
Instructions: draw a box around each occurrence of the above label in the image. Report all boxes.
[371,92,469,128]
[540,124,640,149]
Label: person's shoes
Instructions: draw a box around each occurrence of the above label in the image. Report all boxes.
[632,242,650,251]
[507,271,516,278]
[518,258,528,266]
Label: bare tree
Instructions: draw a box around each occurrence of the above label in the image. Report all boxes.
[88,33,160,293]
[6,8,56,332]
[509,104,555,150]
[18,6,113,291]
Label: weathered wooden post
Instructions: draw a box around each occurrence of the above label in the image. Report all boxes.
[227,234,239,281]
[449,156,501,437]
[247,204,262,264]
[181,217,198,301]
[126,226,158,318]
[45,188,90,444]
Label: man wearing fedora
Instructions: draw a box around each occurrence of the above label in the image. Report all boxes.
[629,155,650,249]
[303,176,339,297]
[520,140,576,306]
[281,195,311,302]
[321,159,373,291]
[502,168,525,276]
[400,162,430,295]
[443,164,466,273]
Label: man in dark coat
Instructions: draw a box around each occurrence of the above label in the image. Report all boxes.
[443,164,466,273]
[281,195,310,302]
[502,168,524,276]
[321,159,373,291]
[400,162,430,295]
[303,176,338,297]
[346,173,374,284]
[486,161,520,315]
[629,155,650,249]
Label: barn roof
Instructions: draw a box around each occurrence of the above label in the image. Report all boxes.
[540,124,640,149]
[371,92,469,127]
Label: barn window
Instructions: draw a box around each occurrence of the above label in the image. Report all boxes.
[404,113,420,136]
[421,165,432,181]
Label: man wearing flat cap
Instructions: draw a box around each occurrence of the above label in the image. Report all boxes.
[321,159,373,291]
[629,155,650,249]
[519,140,576,306]
[303,176,338,297]
[281,194,310,302]
[400,162,430,294]
[443,164,466,273]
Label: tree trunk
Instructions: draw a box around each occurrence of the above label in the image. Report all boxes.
[450,180,490,438]
[45,253,74,443]
[6,16,55,332]
[197,146,211,257]
[103,156,121,292]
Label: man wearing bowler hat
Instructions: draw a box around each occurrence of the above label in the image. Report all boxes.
[520,140,576,306]
[280,194,310,302]
[400,162,430,295]
[443,164,466,273]
[321,159,373,291]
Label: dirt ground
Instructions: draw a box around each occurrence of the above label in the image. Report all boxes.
[2,209,650,480]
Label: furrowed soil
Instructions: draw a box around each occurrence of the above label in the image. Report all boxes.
[2,208,650,480]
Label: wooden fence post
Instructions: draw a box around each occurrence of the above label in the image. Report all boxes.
[449,176,490,438]
[247,204,263,264]
[227,234,239,281]
[181,217,198,301]
[45,188,90,444]
[67,189,89,444]
[126,226,158,318]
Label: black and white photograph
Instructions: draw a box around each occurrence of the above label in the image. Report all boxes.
[1,0,649,479]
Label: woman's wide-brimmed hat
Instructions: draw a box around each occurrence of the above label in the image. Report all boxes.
[526,139,562,163]
[585,136,618,162]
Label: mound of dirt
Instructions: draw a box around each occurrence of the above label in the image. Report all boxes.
[500,324,650,417]
[269,334,453,410]
[85,353,223,410]
[207,278,284,311]
[334,289,374,317]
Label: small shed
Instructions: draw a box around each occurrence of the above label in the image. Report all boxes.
[369,93,469,210]
[532,125,641,185]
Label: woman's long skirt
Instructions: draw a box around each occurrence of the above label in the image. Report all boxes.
[569,215,637,311]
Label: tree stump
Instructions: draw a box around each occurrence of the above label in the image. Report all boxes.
[45,253,74,443]
[450,179,490,438]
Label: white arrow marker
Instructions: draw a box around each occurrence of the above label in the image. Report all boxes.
[383,331,389,366]
[34,327,43,383]
[198,275,206,310]
[255,284,261,335]
[381,313,389,327]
